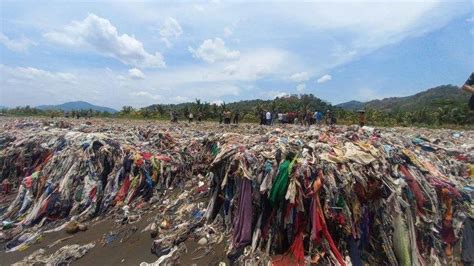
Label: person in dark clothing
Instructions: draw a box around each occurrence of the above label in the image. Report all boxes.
[260,111,266,125]
[462,72,474,110]
[224,111,232,124]
[170,111,178,123]
[357,110,366,127]
[233,111,240,124]
[305,111,312,126]
[326,110,332,125]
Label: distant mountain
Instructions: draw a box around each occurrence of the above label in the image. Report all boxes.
[336,100,365,111]
[337,85,471,112]
[37,101,117,113]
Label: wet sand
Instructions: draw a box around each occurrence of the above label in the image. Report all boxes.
[1,205,228,265]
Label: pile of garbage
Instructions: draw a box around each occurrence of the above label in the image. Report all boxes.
[200,126,473,265]
[1,118,473,265]
[0,119,211,256]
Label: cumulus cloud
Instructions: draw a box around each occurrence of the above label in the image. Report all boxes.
[317,74,332,84]
[1,65,77,84]
[159,17,182,47]
[296,83,306,93]
[189,38,240,63]
[0,64,84,107]
[132,91,162,100]
[128,68,145,79]
[290,72,310,82]
[0,32,36,52]
[44,14,165,68]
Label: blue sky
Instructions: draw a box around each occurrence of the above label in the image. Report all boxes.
[0,0,472,109]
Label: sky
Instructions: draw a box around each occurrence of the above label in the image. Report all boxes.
[0,0,473,109]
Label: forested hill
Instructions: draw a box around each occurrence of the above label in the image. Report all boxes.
[139,94,333,119]
[37,101,117,113]
[337,85,470,112]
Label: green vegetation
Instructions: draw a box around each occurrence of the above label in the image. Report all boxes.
[2,85,472,128]
[0,106,113,118]
[336,85,473,128]
[118,94,333,122]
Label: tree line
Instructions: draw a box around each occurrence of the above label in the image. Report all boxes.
[1,94,472,127]
[0,106,113,118]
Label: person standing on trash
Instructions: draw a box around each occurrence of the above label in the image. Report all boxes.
[265,110,272,125]
[305,110,312,126]
[326,110,337,126]
[233,111,240,124]
[462,72,474,110]
[188,112,194,123]
[170,111,177,123]
[224,110,231,124]
[314,110,321,125]
[357,110,366,127]
[197,112,202,123]
[278,112,283,124]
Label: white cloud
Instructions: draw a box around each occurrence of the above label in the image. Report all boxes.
[273,92,289,99]
[44,14,165,68]
[189,38,240,63]
[296,83,306,93]
[224,27,233,37]
[171,96,190,103]
[317,74,332,84]
[158,48,289,83]
[159,17,182,48]
[0,32,36,52]
[132,91,162,100]
[1,65,77,84]
[2,1,468,108]
[128,68,145,79]
[290,72,310,82]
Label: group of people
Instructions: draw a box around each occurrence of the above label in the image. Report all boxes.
[168,109,370,127]
[187,112,203,123]
[167,71,474,127]
[220,110,240,124]
[260,110,338,126]
[170,111,204,123]
[170,110,240,124]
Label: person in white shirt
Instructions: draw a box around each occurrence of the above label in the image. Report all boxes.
[265,111,272,125]
[278,113,283,123]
